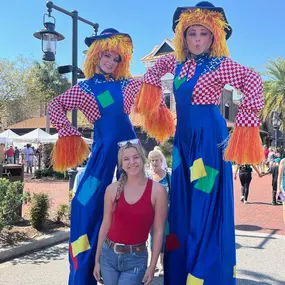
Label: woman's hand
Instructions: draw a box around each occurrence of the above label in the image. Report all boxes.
[234,175,237,180]
[142,266,155,285]
[93,262,103,284]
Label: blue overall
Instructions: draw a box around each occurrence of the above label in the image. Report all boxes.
[68,77,136,285]
[164,59,236,284]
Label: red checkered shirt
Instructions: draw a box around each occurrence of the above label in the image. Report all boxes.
[48,77,142,137]
[144,54,264,127]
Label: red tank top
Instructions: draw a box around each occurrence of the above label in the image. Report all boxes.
[108,179,154,245]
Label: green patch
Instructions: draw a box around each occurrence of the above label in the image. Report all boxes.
[174,76,186,90]
[97,90,114,108]
[194,166,219,194]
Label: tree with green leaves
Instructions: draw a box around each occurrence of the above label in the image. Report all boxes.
[0,58,70,130]
[25,61,70,115]
[0,57,31,130]
[262,57,285,124]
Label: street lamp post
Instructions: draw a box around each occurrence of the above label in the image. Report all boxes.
[272,110,282,148]
[34,1,99,190]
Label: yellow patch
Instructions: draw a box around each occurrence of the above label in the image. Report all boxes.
[190,158,207,182]
[71,234,91,257]
[233,265,236,278]
[186,273,204,285]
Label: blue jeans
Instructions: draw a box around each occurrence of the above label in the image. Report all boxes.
[100,241,148,285]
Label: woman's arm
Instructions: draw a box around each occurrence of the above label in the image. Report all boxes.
[48,81,101,171]
[95,185,113,263]
[218,58,264,165]
[252,165,262,177]
[234,165,240,180]
[123,78,142,114]
[48,82,101,137]
[143,182,167,285]
[134,54,176,143]
[277,160,284,196]
[93,185,114,282]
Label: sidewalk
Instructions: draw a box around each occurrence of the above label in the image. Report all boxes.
[0,231,284,284]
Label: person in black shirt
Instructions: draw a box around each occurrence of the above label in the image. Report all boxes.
[234,164,262,204]
[262,158,282,205]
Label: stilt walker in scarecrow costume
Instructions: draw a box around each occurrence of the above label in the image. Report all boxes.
[135,2,264,284]
[48,28,154,285]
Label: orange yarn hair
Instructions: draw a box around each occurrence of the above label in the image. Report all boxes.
[174,8,230,62]
[84,35,133,80]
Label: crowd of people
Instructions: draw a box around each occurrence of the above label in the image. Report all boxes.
[235,144,285,206]
[0,143,43,174]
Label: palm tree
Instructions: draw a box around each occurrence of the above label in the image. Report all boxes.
[262,57,285,123]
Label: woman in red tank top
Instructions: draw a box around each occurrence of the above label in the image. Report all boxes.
[94,140,168,285]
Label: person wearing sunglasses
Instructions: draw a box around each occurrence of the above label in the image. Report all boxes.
[94,141,167,285]
[134,2,264,285]
[48,29,144,285]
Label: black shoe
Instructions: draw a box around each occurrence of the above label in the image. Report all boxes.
[272,201,282,206]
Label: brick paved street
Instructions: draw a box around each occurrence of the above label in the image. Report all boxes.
[234,173,285,235]
[22,173,284,234]
[22,179,69,217]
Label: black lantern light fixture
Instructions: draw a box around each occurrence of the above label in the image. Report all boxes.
[272,110,282,148]
[33,12,64,61]
[34,1,99,190]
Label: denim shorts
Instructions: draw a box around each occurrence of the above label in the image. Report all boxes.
[100,241,148,285]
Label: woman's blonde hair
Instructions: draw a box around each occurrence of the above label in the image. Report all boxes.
[113,142,146,210]
[84,35,133,80]
[173,8,230,62]
[148,150,163,162]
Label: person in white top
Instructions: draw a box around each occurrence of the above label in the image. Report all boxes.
[153,146,168,171]
[24,144,34,173]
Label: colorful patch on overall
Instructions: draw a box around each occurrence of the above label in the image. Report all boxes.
[233,265,236,278]
[172,146,182,171]
[166,233,180,252]
[77,176,101,206]
[71,234,91,257]
[186,273,204,285]
[190,158,207,182]
[174,75,186,90]
[194,166,219,194]
[164,219,169,235]
[69,243,78,271]
[97,90,114,108]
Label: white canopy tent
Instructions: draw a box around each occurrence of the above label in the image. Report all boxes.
[50,133,93,145]
[13,128,54,144]
[0,129,20,144]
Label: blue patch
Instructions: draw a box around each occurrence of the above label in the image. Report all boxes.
[201,57,225,75]
[78,80,94,96]
[172,146,181,171]
[77,176,101,206]
[121,79,130,92]
[78,77,130,95]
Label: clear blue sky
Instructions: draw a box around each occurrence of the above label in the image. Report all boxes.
[1,0,285,76]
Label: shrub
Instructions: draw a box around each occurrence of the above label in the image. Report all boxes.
[160,140,173,157]
[0,179,29,231]
[34,170,42,179]
[29,193,50,230]
[41,168,54,177]
[56,204,70,223]
[43,143,53,169]
[53,171,67,180]
[165,155,172,169]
